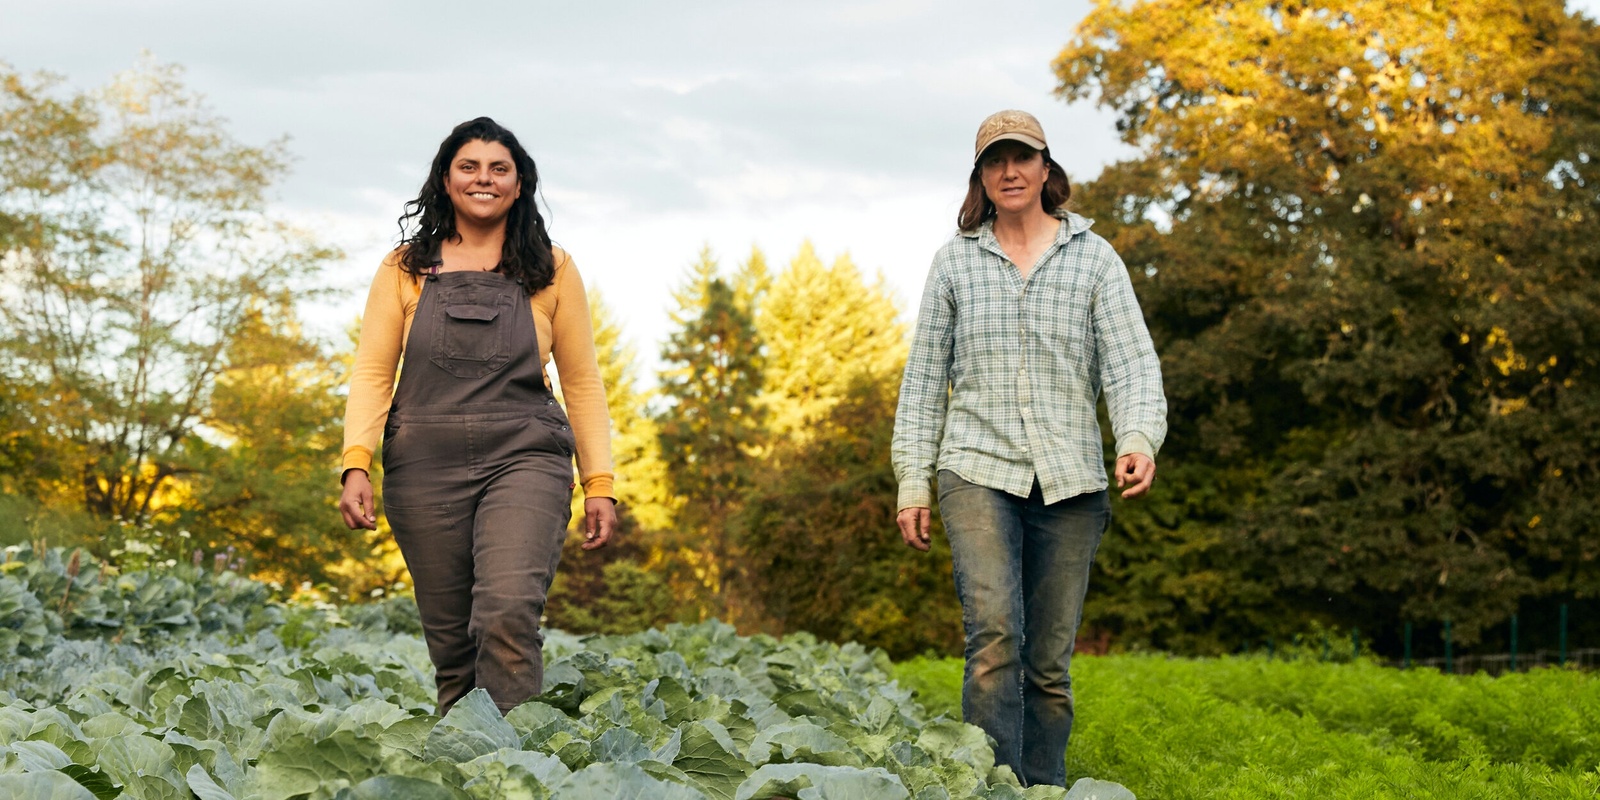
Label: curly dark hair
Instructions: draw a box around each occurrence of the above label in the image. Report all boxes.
[396,117,555,294]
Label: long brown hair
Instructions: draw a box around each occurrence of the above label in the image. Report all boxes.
[396,117,555,294]
[957,146,1072,233]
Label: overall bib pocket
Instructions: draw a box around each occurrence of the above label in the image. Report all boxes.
[430,288,514,378]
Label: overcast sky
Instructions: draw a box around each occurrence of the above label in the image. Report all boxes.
[5,0,1598,384]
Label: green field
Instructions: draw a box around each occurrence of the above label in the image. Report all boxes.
[894,655,1600,799]
[3,545,1596,799]
[0,546,1118,799]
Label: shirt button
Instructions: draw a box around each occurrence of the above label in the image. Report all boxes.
[1019,368,1027,377]
[1022,407,1031,417]
[560,424,569,431]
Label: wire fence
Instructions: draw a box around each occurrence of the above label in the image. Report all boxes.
[1245,604,1593,676]
[1398,648,1600,676]
[1390,604,1589,676]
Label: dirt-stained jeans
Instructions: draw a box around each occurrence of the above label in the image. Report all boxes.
[937,469,1109,788]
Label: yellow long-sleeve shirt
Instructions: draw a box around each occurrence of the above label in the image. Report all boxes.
[340,247,615,499]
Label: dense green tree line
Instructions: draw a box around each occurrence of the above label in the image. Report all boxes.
[7,1,1598,661]
[548,243,961,658]
[0,58,382,593]
[1055,0,1600,653]
[561,0,1600,658]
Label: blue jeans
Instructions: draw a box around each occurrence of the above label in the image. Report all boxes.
[937,470,1109,788]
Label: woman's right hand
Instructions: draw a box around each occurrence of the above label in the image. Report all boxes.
[897,507,932,551]
[340,470,378,530]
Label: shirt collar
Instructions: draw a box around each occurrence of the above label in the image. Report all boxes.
[963,208,1094,246]
[965,209,1093,271]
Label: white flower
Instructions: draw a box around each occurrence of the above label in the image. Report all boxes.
[123,540,155,555]
[300,581,312,591]
[163,559,177,567]
[3,545,20,555]
[178,530,191,539]
[370,588,385,598]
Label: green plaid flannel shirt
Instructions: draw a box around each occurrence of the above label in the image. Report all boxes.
[892,211,1167,510]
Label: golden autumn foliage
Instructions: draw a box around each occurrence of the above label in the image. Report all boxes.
[1055,0,1600,651]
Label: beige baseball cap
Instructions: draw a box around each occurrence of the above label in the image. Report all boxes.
[973,110,1048,162]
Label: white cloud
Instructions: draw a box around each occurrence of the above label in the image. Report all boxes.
[2,0,1124,387]
[632,72,746,96]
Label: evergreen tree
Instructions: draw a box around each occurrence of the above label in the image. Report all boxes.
[546,291,679,633]
[733,245,771,318]
[741,371,963,659]
[735,243,949,653]
[656,248,766,618]
[755,242,906,442]
[553,289,676,533]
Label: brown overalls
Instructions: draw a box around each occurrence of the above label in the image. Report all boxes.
[381,267,575,716]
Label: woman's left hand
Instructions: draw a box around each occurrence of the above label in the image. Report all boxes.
[581,497,617,550]
[1114,453,1156,499]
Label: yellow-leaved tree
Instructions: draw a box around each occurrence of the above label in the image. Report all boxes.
[1055,0,1600,652]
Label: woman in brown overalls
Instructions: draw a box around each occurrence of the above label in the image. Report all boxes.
[337,117,616,716]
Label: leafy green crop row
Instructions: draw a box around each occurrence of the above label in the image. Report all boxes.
[1,544,269,653]
[895,655,1600,800]
[1106,655,1600,769]
[0,547,1133,799]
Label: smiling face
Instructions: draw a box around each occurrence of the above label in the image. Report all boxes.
[445,138,521,228]
[979,140,1049,218]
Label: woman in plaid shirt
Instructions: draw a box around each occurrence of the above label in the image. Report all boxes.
[892,109,1167,788]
